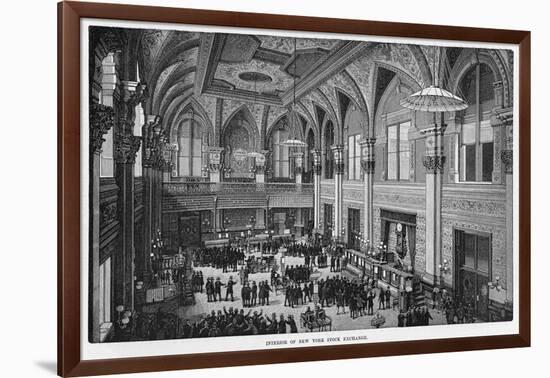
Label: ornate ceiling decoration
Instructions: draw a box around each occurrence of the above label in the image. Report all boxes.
[194,33,357,106]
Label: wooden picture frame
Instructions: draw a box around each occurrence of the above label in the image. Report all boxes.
[58,1,530,376]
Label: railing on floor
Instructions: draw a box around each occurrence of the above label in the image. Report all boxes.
[163,182,314,195]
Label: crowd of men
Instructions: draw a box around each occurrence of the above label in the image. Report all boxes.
[284,265,312,283]
[180,307,299,338]
[193,246,246,272]
[179,238,452,337]
[397,306,434,327]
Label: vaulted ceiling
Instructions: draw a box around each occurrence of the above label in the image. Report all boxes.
[96,27,511,147]
[196,33,349,106]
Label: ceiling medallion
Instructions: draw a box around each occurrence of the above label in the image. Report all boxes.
[238,71,273,83]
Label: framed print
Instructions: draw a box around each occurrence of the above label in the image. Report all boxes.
[58,1,531,376]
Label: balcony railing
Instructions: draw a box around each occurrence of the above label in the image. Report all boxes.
[163,181,313,195]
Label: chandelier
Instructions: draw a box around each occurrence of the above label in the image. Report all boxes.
[400,46,468,114]
[282,37,307,148]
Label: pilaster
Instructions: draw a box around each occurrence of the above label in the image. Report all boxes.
[312,149,322,231]
[420,124,446,286]
[332,145,345,241]
[360,137,376,249]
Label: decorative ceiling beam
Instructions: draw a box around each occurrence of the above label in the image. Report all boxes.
[280,41,371,106]
[194,33,218,96]
[203,87,283,107]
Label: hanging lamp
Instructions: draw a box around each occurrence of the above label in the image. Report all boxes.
[400,46,468,113]
[282,37,307,148]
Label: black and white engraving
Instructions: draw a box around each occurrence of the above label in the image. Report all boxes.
[87,25,515,345]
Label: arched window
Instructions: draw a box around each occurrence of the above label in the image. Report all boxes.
[99,52,117,178]
[387,121,411,181]
[344,105,364,181]
[305,129,315,183]
[375,76,412,182]
[324,121,334,179]
[458,62,495,182]
[134,102,144,177]
[177,117,202,177]
[134,63,144,177]
[271,121,290,178]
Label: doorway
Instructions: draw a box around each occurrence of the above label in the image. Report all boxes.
[454,229,491,321]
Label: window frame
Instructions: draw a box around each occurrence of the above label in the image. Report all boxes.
[347,134,362,181]
[458,63,495,183]
[272,129,291,179]
[177,119,203,177]
[386,120,411,182]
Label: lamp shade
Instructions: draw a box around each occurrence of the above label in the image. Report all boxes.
[400,85,468,112]
[282,139,307,147]
[282,106,306,147]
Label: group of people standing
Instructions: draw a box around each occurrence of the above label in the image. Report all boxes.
[204,276,237,302]
[284,265,312,283]
[240,280,273,307]
[193,246,245,272]
[397,306,433,327]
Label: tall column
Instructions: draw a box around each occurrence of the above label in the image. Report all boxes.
[141,114,161,283]
[497,109,514,311]
[421,123,446,286]
[113,80,144,312]
[89,103,114,342]
[153,159,163,231]
[360,137,376,247]
[332,145,345,241]
[114,130,141,312]
[294,152,304,185]
[312,149,322,231]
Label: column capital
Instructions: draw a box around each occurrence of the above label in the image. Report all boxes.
[359,137,376,147]
[208,146,225,173]
[332,144,345,175]
[89,102,115,155]
[491,107,513,127]
[311,149,322,175]
[331,144,345,152]
[361,160,376,174]
[119,81,149,134]
[115,133,142,164]
[423,155,446,174]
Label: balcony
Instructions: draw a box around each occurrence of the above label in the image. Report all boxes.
[162,182,313,212]
[163,182,313,195]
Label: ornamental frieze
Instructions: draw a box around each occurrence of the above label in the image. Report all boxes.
[343,189,363,202]
[374,193,425,209]
[320,184,335,197]
[441,198,506,218]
